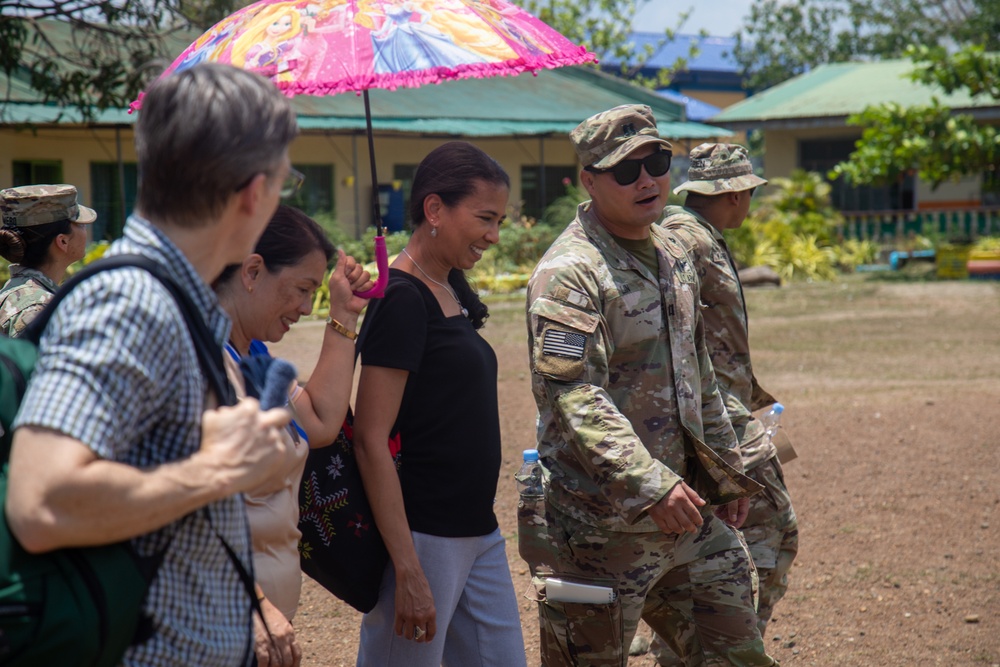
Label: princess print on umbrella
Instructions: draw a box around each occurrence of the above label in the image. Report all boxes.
[295,0,372,83]
[409,0,517,61]
[231,3,304,83]
[362,0,487,74]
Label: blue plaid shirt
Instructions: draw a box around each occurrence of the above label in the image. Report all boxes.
[14,215,255,667]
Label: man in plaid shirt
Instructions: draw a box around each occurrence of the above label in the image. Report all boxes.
[7,64,303,666]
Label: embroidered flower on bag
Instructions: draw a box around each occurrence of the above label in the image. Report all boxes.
[327,454,344,479]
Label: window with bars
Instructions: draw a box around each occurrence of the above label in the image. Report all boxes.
[982,166,1000,206]
[520,165,577,220]
[392,164,419,228]
[799,138,914,212]
[90,162,138,241]
[12,160,63,186]
[285,164,334,218]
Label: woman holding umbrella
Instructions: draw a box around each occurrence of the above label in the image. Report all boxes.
[353,141,526,666]
[214,205,371,667]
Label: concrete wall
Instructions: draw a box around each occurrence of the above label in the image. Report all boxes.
[915,176,983,208]
[680,89,745,110]
[0,126,137,207]
[760,126,858,181]
[1,127,580,237]
[300,133,579,233]
[760,125,983,207]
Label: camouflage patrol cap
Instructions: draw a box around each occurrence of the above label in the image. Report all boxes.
[571,104,672,169]
[673,143,767,195]
[0,184,97,229]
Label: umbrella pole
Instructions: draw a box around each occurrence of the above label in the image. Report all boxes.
[353,89,389,300]
[363,90,384,237]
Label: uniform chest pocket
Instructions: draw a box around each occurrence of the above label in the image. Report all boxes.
[615,279,647,313]
[530,296,600,382]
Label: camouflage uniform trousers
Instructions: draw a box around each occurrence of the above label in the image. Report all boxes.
[518,493,777,667]
[650,458,797,665]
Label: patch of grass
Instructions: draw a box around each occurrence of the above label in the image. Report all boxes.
[864,262,938,282]
[853,564,874,580]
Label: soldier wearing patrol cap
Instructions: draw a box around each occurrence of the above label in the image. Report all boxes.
[645,143,798,666]
[0,184,96,337]
[521,106,778,665]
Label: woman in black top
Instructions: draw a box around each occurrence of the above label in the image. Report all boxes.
[353,142,526,666]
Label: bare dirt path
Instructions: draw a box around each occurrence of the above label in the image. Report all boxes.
[270,277,1000,667]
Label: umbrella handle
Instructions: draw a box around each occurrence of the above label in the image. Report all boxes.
[354,235,388,299]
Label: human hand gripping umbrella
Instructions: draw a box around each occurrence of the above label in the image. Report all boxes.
[132,0,596,298]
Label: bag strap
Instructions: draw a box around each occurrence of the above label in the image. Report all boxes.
[351,279,402,437]
[215,526,274,667]
[20,255,264,657]
[23,254,235,406]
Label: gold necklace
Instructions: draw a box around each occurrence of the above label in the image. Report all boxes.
[401,248,469,318]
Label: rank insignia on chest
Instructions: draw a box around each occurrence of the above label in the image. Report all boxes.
[542,329,587,359]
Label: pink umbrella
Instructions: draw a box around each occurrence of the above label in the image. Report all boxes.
[134,0,596,297]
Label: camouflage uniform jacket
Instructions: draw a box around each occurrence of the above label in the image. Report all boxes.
[0,265,58,337]
[526,201,760,532]
[661,206,777,470]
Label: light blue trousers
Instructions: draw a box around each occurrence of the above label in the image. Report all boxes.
[356,528,527,667]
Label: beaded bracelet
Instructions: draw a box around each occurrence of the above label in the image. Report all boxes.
[326,316,358,341]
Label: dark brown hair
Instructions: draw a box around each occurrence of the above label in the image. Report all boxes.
[215,205,334,286]
[409,142,509,330]
[0,219,72,268]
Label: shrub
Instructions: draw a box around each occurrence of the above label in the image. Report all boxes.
[726,169,871,282]
[832,239,881,270]
[971,235,1000,252]
[540,180,587,229]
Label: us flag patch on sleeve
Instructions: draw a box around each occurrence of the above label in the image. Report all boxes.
[542,329,586,359]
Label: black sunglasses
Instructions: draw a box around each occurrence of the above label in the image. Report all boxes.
[586,150,672,186]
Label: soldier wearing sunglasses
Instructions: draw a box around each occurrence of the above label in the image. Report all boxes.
[522,105,778,666]
[645,143,798,667]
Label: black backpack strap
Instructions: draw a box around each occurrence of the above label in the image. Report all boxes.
[23,254,235,407]
[19,255,261,653]
[215,528,275,664]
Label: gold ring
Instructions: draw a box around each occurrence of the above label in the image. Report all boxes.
[413,627,425,640]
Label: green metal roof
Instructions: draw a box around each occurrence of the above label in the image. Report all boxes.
[0,71,47,104]
[0,100,134,124]
[292,66,729,138]
[1,20,730,140]
[712,59,1000,128]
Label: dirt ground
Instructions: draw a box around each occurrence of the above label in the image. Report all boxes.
[269,276,1000,667]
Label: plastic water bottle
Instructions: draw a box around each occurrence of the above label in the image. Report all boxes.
[759,402,784,446]
[515,449,543,498]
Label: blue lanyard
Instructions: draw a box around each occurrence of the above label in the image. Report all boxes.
[225,341,309,443]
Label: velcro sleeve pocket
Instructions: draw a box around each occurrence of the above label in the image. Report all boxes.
[530,296,599,382]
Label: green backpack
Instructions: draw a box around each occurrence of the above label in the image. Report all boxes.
[0,254,236,667]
